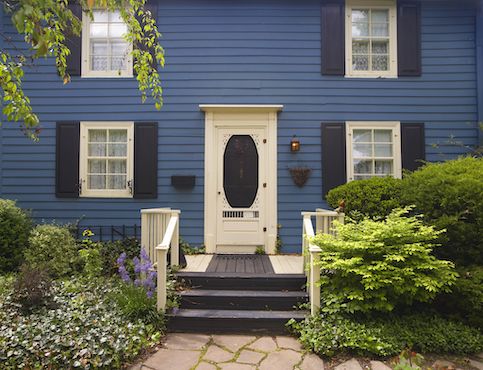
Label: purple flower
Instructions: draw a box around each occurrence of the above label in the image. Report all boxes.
[118,250,157,299]
[117,252,131,283]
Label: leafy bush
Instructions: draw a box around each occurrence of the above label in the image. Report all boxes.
[400,157,483,265]
[433,265,483,329]
[25,225,78,277]
[287,312,483,358]
[0,199,32,273]
[326,177,403,220]
[312,208,458,313]
[0,274,15,296]
[78,229,104,277]
[98,237,140,276]
[0,279,162,369]
[12,265,52,312]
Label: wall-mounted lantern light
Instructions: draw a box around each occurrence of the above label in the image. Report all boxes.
[290,135,300,152]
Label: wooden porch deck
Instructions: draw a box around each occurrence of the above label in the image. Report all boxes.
[182,254,304,274]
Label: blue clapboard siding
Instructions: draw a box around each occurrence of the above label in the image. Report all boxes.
[0,0,480,252]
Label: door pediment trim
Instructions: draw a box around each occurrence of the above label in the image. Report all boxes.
[200,104,283,113]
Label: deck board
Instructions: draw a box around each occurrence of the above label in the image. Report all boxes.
[182,254,303,274]
[206,255,275,274]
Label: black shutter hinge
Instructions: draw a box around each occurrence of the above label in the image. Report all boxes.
[78,179,83,195]
[128,180,134,195]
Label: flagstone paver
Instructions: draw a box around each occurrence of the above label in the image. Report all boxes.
[248,337,278,352]
[237,349,265,364]
[469,359,483,370]
[335,358,364,370]
[203,344,235,363]
[196,362,217,370]
[259,349,303,370]
[212,335,257,352]
[220,363,257,370]
[370,361,392,370]
[299,353,325,370]
[276,336,304,351]
[162,333,210,350]
[142,349,200,370]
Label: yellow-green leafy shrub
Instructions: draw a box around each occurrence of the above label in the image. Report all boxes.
[313,208,458,314]
[25,225,77,277]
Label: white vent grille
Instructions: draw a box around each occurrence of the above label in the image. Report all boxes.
[223,211,259,219]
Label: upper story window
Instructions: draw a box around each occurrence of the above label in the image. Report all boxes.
[81,10,133,77]
[345,0,397,78]
[346,121,401,181]
[79,122,134,197]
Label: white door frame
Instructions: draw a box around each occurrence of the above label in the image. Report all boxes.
[200,105,283,254]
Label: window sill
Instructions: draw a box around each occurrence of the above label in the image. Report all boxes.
[344,74,398,79]
[81,73,134,79]
[80,194,133,198]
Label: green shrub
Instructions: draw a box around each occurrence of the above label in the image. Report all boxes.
[433,265,483,329]
[77,229,104,277]
[12,265,52,312]
[25,224,78,277]
[287,312,483,358]
[98,237,140,276]
[400,157,483,265]
[326,177,403,220]
[0,199,32,273]
[312,208,458,313]
[0,278,162,369]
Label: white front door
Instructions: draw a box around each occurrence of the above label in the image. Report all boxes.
[215,128,266,252]
[201,105,282,254]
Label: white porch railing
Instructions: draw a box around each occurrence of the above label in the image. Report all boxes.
[301,209,344,315]
[140,208,180,311]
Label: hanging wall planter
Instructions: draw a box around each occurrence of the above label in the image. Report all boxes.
[289,167,312,187]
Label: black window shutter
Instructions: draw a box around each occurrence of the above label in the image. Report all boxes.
[66,1,82,76]
[321,122,346,196]
[134,122,158,199]
[135,0,159,71]
[56,122,80,198]
[397,1,421,76]
[401,123,425,172]
[321,0,345,76]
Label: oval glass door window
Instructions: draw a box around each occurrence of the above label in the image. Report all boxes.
[223,135,259,208]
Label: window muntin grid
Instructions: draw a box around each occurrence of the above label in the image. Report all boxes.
[89,10,129,72]
[351,8,390,72]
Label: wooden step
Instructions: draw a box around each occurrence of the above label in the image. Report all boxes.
[180,289,308,310]
[176,272,306,291]
[168,308,308,334]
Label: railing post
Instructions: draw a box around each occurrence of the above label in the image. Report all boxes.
[156,246,168,311]
[309,247,321,316]
[170,213,180,266]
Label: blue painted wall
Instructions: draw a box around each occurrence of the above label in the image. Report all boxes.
[0,0,480,252]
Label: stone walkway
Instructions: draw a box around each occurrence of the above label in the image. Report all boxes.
[131,333,324,370]
[131,333,483,370]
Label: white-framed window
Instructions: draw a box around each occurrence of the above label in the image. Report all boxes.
[346,121,401,181]
[79,122,134,197]
[345,0,397,78]
[81,10,133,77]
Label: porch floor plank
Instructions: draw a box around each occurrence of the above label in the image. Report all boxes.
[181,255,303,274]
[269,256,304,274]
[183,255,213,272]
